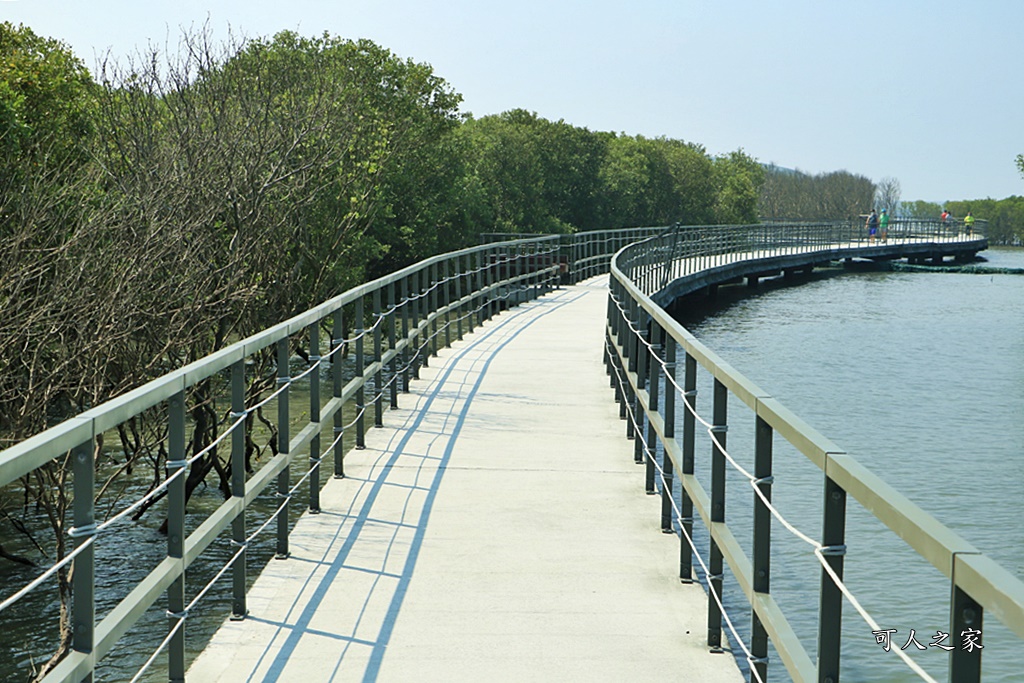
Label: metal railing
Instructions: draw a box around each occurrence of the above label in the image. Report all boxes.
[0,235,564,682]
[605,221,1022,683]
[0,219,1004,682]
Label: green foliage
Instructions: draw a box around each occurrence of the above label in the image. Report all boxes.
[598,134,717,228]
[1016,154,1024,179]
[711,149,764,224]
[0,22,96,163]
[946,196,1024,245]
[899,199,943,219]
[460,112,764,233]
[459,110,606,234]
[759,167,874,221]
[0,23,796,442]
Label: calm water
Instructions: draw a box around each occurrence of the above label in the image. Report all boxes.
[674,247,1024,682]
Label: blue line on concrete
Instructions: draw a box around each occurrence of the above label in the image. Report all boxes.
[257,291,583,682]
[359,293,583,680]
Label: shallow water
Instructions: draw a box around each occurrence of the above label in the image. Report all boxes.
[674,247,1024,682]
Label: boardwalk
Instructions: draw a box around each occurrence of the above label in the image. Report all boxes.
[188,278,742,682]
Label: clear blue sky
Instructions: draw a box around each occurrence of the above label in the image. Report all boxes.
[4,0,1022,204]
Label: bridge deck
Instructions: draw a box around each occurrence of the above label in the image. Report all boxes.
[187,278,742,682]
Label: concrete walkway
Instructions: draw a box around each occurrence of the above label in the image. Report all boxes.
[187,279,743,683]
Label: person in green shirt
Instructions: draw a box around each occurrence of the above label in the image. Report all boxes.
[879,208,890,243]
[964,211,975,236]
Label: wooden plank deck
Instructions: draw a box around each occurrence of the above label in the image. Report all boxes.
[187,278,743,683]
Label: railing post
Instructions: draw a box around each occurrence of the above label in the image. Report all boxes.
[430,261,440,357]
[332,307,346,478]
[751,415,773,682]
[623,295,638,440]
[466,253,477,335]
[373,287,384,428]
[167,390,186,682]
[308,322,322,513]
[489,248,500,319]
[411,271,423,379]
[707,378,727,651]
[417,268,429,370]
[950,579,983,682]
[400,276,412,389]
[276,339,291,559]
[230,360,248,619]
[634,317,648,466]
[478,249,488,326]
[387,282,399,408]
[354,296,366,449]
[442,258,452,348]
[680,351,697,583]
[661,330,676,534]
[604,286,615,377]
[645,323,661,497]
[817,474,847,682]
[454,254,464,340]
[70,436,95,683]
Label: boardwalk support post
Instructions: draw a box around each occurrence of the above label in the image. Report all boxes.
[950,577,983,682]
[707,379,727,652]
[167,390,186,681]
[680,352,697,584]
[751,415,773,683]
[276,338,291,559]
[71,437,96,683]
[333,308,346,479]
[231,360,248,618]
[309,322,322,513]
[817,475,846,682]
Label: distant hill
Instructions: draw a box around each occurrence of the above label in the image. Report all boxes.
[762,163,799,175]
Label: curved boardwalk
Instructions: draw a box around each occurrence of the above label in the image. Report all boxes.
[188,278,741,682]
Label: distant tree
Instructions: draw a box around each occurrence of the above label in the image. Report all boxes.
[875,176,901,215]
[0,22,96,165]
[459,110,610,234]
[1016,154,1024,179]
[900,199,942,219]
[947,196,1024,244]
[711,149,764,224]
[1,27,468,675]
[597,134,716,228]
[759,167,874,221]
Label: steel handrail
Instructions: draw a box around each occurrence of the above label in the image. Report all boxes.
[606,219,1020,683]
[0,235,563,682]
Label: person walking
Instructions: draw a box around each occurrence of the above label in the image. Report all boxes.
[865,208,879,244]
[879,208,890,243]
[964,211,975,236]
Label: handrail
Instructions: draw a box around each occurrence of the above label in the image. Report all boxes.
[0,218,1004,681]
[0,234,565,682]
[605,219,1021,683]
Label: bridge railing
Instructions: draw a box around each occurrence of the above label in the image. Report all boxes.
[0,235,563,682]
[497,218,988,293]
[605,223,1021,683]
[0,219,1000,681]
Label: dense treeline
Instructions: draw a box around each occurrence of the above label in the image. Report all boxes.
[758,164,876,221]
[0,24,772,445]
[457,111,767,232]
[0,26,775,672]
[944,197,1024,245]
[901,197,1024,244]
[0,24,773,654]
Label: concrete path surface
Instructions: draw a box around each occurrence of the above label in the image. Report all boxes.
[187,278,743,683]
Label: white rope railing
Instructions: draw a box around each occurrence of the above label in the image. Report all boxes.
[607,289,940,683]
